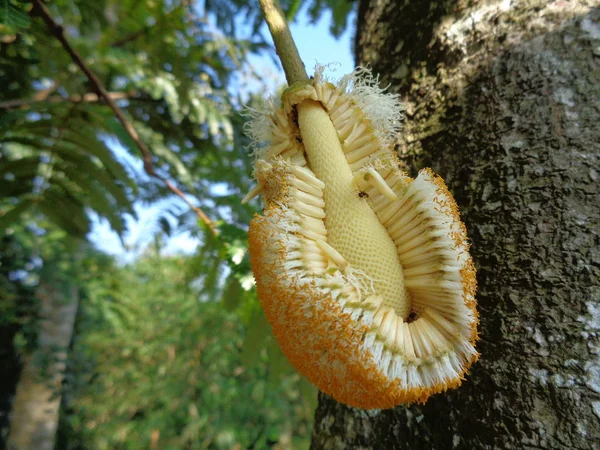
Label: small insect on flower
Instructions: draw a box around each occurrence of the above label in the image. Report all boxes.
[243,65,478,409]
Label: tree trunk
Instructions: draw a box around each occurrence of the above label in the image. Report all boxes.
[7,283,79,450]
[312,1,600,448]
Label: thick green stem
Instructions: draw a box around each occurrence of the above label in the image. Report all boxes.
[258,0,308,84]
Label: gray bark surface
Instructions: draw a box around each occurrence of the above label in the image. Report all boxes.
[312,1,600,449]
[7,284,79,450]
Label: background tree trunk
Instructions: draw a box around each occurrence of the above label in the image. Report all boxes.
[7,283,79,450]
[312,1,600,448]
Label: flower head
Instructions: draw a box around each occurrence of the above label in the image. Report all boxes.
[244,66,478,409]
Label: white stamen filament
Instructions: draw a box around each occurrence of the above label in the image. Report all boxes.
[330,101,352,123]
[344,133,374,153]
[290,177,323,197]
[291,200,326,219]
[289,188,325,208]
[241,183,263,204]
[316,240,349,269]
[346,140,380,163]
[366,167,397,201]
[289,165,325,189]
[336,120,356,141]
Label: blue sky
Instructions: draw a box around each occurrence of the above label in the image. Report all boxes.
[89,6,355,260]
[287,9,355,75]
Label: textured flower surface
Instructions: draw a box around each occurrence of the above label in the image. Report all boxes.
[244,67,478,409]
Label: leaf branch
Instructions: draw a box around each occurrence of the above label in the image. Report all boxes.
[0,92,144,110]
[30,0,217,235]
[111,0,197,48]
[110,28,150,48]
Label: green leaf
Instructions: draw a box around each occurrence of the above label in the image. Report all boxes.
[179,416,209,445]
[0,156,41,178]
[0,0,30,31]
[221,275,242,311]
[37,187,90,238]
[251,379,265,402]
[0,199,36,229]
[298,377,318,414]
[267,338,293,385]
[240,308,270,368]
[51,174,127,236]
[158,217,171,236]
[305,0,355,38]
[1,128,136,230]
[2,131,134,192]
[202,253,222,298]
[285,0,302,22]
[60,129,134,185]
[329,0,354,38]
[61,157,134,216]
[0,179,34,197]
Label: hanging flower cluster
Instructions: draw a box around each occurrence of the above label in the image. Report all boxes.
[244,66,478,409]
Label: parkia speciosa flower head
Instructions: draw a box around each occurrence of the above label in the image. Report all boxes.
[244,66,478,409]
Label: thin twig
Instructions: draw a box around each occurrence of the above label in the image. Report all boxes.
[111,1,196,48]
[0,92,137,110]
[0,82,57,109]
[111,28,149,48]
[30,0,217,235]
[258,0,307,85]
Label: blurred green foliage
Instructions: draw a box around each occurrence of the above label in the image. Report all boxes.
[0,0,356,448]
[0,221,101,443]
[0,227,38,439]
[0,0,261,238]
[57,248,316,450]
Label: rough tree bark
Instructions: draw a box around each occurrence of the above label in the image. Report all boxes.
[7,283,79,450]
[311,1,600,448]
